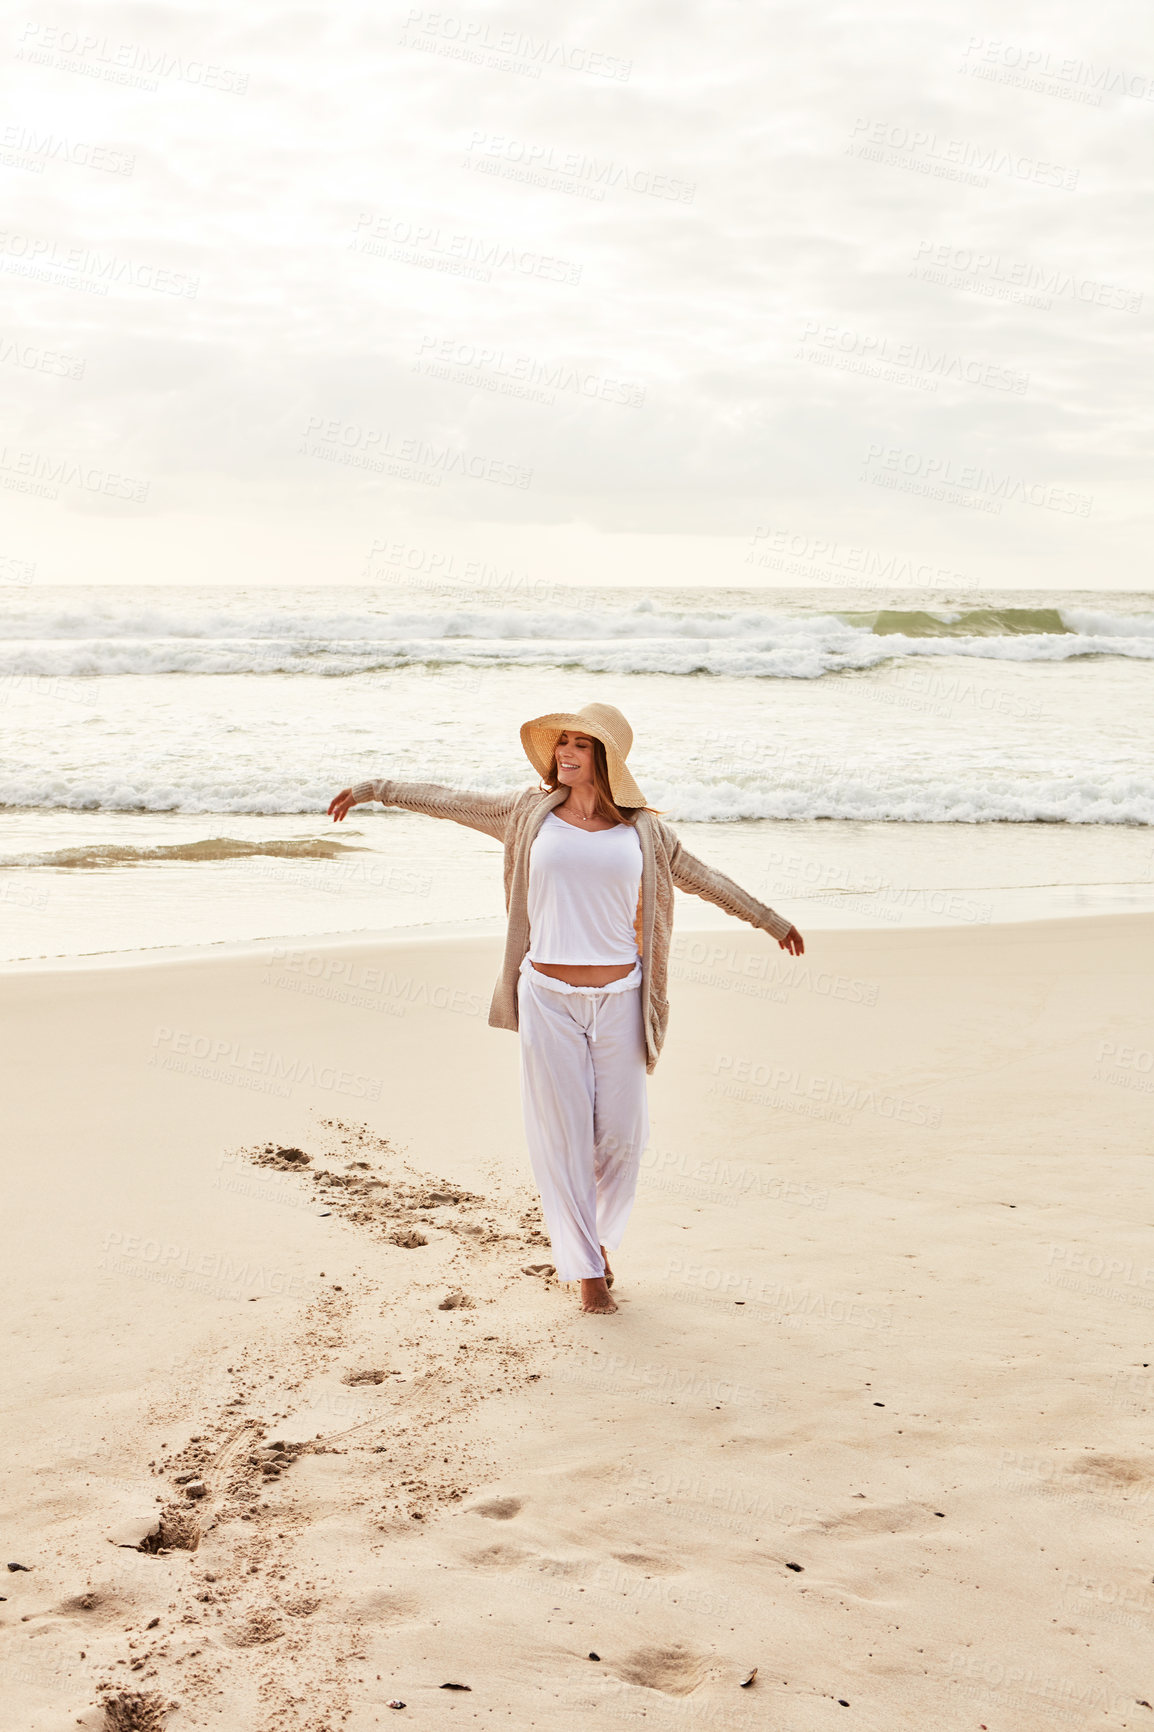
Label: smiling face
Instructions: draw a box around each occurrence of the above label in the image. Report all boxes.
[552,730,596,788]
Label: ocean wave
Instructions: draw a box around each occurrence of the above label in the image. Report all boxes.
[3,773,1151,826]
[2,626,1153,681]
[0,599,1152,680]
[843,606,1071,636]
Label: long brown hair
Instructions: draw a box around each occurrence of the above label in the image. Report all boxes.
[540,738,661,825]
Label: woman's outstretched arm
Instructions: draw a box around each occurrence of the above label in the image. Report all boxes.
[662,823,804,953]
[328,778,522,843]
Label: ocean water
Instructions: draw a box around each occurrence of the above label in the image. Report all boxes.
[2,584,1153,962]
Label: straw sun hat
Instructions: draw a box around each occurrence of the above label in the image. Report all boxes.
[520,702,647,808]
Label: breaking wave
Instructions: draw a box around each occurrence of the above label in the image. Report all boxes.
[3,772,1151,826]
[1,598,1152,680]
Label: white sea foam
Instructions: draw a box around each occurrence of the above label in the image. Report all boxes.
[4,589,1152,833]
[1,597,1153,681]
[3,771,1151,826]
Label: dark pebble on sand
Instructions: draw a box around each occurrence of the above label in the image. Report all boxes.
[440,1682,471,1690]
[838,1700,850,1707]
[873,1402,884,1407]
[588,1652,600,1661]
[7,1563,31,1572]
[786,1562,803,1572]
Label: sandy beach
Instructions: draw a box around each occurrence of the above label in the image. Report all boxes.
[2,912,1152,1731]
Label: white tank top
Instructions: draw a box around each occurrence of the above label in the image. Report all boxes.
[527,811,643,965]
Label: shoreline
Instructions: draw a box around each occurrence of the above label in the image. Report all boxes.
[2,898,1152,975]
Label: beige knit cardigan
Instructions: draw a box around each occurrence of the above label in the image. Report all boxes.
[349,778,794,1073]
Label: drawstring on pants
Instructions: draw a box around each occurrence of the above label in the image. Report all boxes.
[519,953,642,1045]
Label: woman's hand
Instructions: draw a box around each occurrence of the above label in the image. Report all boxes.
[777,925,805,956]
[328,787,360,823]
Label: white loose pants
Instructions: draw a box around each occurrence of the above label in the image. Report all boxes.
[516,953,650,1282]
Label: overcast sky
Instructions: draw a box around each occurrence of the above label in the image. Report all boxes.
[3,0,1152,590]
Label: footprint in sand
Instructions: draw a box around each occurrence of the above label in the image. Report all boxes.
[225,1606,284,1646]
[470,1496,523,1520]
[610,1549,684,1574]
[137,1505,201,1554]
[1072,1453,1152,1485]
[807,1500,941,1536]
[463,1542,535,1568]
[611,1644,713,1696]
[100,1691,169,1731]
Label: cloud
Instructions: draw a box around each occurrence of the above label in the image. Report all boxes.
[3,0,1151,585]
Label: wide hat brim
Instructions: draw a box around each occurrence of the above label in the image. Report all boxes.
[520,703,647,807]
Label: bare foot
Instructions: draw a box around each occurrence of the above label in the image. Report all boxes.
[580,1277,617,1315]
[600,1244,614,1288]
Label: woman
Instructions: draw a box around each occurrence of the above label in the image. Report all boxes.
[328,702,803,1316]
